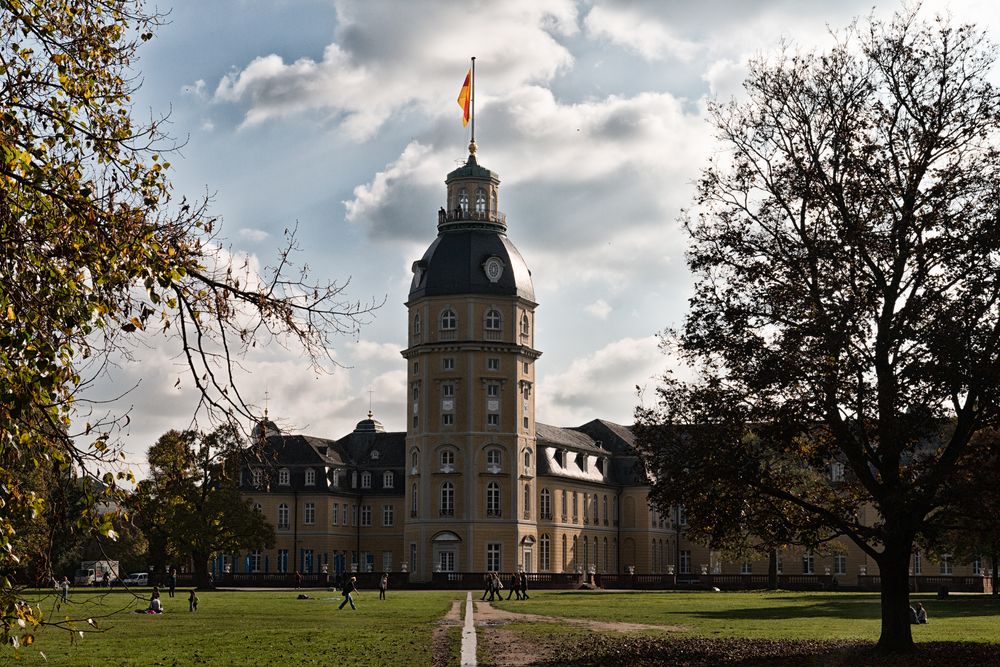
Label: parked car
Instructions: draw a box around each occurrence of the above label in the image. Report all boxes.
[122,572,149,586]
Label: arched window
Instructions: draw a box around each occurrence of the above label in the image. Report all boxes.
[278,468,290,485]
[603,496,608,526]
[572,535,578,569]
[252,502,262,513]
[361,471,372,489]
[521,313,529,336]
[486,482,501,517]
[604,538,609,572]
[524,450,531,473]
[540,488,551,519]
[540,534,551,571]
[523,483,531,518]
[411,483,418,516]
[475,188,486,214]
[562,535,568,570]
[440,449,455,470]
[593,494,599,524]
[584,536,590,569]
[440,482,455,516]
[410,449,419,469]
[440,308,457,331]
[383,471,394,488]
[458,190,468,214]
[413,313,421,335]
[491,191,497,214]
[305,468,316,486]
[485,309,502,331]
[277,503,289,529]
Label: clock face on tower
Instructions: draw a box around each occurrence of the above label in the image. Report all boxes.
[483,256,505,283]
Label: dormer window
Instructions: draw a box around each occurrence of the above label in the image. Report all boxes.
[485,309,502,331]
[555,450,564,467]
[305,468,316,486]
[383,471,394,488]
[440,309,457,331]
[361,471,372,489]
[332,469,341,487]
[251,468,263,488]
[278,468,290,486]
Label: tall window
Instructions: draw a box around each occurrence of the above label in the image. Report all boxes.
[572,492,578,522]
[487,357,500,371]
[440,309,457,330]
[440,449,455,470]
[440,482,455,516]
[572,535,578,569]
[439,551,455,572]
[741,561,752,574]
[973,556,982,575]
[593,494,599,525]
[411,483,418,516]
[540,534,551,571]
[442,383,455,398]
[487,383,499,398]
[410,449,419,469]
[485,309,502,331]
[342,503,349,525]
[331,504,339,525]
[540,488,551,519]
[361,471,372,489]
[383,471,394,488]
[487,482,501,517]
[458,190,468,214]
[251,468,262,487]
[475,187,487,214]
[835,554,847,575]
[940,555,953,575]
[487,543,502,572]
[521,313,529,336]
[305,468,316,486]
[304,502,315,525]
[680,550,691,574]
[602,496,608,526]
[524,450,531,473]
[249,550,262,573]
[332,469,340,487]
[487,448,502,468]
[278,468,290,485]
[278,549,289,573]
[413,313,421,335]
[383,551,393,572]
[914,551,922,575]
[383,504,394,527]
[360,505,372,527]
[277,503,289,529]
[583,493,589,524]
[802,552,815,575]
[523,483,531,518]
[561,490,568,520]
[562,535,568,570]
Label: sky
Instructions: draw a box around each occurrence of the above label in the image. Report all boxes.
[93,0,1000,472]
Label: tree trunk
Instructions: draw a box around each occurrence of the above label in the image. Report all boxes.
[875,539,914,652]
[767,549,778,590]
[992,552,998,598]
[192,550,211,589]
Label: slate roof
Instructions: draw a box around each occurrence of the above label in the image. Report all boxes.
[408,230,535,302]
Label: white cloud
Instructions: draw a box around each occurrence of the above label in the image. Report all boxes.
[703,57,747,100]
[584,5,699,61]
[238,227,270,242]
[537,336,665,426]
[181,79,207,97]
[348,340,403,363]
[584,299,611,319]
[211,0,578,139]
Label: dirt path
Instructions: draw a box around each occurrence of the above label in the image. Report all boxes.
[473,600,685,666]
[431,598,464,667]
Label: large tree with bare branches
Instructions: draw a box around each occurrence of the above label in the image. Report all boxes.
[635,9,1000,652]
[0,0,374,647]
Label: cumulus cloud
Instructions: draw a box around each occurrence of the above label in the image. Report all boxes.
[584,5,699,61]
[181,79,207,97]
[211,0,578,139]
[238,227,270,242]
[584,299,612,319]
[536,336,665,427]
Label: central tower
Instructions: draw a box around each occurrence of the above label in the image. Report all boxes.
[402,145,540,581]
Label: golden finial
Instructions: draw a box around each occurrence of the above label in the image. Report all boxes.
[469,140,477,156]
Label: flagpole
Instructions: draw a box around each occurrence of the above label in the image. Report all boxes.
[470,56,476,151]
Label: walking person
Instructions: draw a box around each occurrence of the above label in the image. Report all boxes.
[379,573,388,600]
[188,589,198,612]
[169,568,177,598]
[507,572,521,600]
[60,576,70,603]
[481,572,492,601]
[490,572,501,601]
[520,571,529,600]
[339,576,358,610]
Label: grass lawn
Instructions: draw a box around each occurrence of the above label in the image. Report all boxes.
[489,590,1000,643]
[7,589,999,665]
[10,588,462,666]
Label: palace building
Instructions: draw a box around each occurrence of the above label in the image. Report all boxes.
[237,145,986,589]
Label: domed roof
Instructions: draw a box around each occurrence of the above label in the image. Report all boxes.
[408,229,535,302]
[353,411,385,433]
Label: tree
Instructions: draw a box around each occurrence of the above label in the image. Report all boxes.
[0,0,373,647]
[133,425,274,588]
[635,9,1000,652]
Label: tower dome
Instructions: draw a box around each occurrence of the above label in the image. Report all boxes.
[409,152,534,303]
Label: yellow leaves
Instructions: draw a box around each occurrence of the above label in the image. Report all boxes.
[6,306,13,321]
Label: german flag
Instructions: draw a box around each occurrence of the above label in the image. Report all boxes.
[457,70,471,127]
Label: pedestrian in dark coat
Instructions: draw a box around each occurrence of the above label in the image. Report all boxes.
[507,572,522,600]
[379,573,388,600]
[339,576,358,610]
[481,572,492,601]
[520,571,529,599]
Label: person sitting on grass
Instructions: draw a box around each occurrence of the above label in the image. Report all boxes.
[909,604,918,624]
[916,602,928,624]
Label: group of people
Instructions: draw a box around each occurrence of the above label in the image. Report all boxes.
[481,571,530,601]
[909,601,928,624]
[136,585,198,614]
